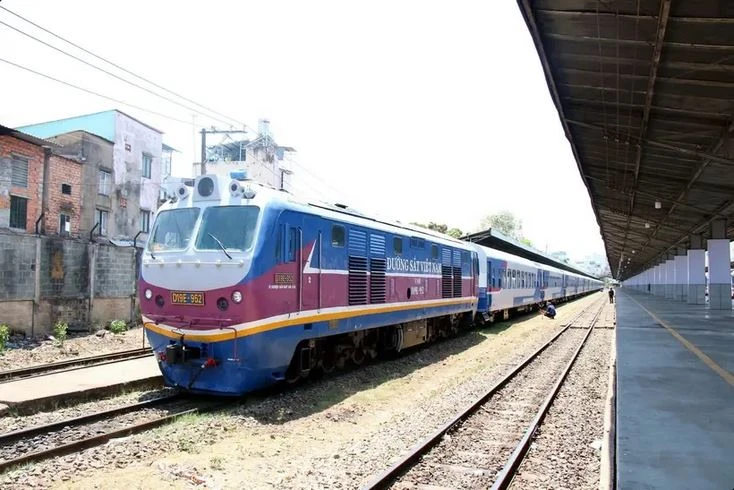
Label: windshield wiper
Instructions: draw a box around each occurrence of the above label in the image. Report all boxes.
[208,233,232,260]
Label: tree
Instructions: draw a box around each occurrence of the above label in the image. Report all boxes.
[480,210,522,239]
[518,236,534,248]
[480,211,538,250]
[411,222,463,238]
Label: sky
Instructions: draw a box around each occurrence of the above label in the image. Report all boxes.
[0,0,608,265]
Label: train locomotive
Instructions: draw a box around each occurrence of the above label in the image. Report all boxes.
[139,174,602,396]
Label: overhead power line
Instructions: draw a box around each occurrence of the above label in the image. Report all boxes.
[0,56,198,126]
[0,15,242,129]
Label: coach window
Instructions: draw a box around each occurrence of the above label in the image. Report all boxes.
[331,225,345,247]
[393,236,403,255]
[431,244,438,259]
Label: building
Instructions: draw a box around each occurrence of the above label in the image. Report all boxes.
[201,119,296,190]
[0,124,83,235]
[17,109,174,240]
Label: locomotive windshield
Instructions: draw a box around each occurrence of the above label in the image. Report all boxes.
[148,208,200,252]
[195,205,260,252]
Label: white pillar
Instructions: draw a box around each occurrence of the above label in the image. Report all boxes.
[674,249,687,301]
[665,258,675,299]
[655,264,663,296]
[645,269,655,294]
[707,220,731,310]
[687,235,706,305]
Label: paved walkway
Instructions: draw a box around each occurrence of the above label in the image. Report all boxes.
[0,356,161,411]
[615,290,734,490]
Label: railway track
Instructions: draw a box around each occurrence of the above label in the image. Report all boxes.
[361,297,606,490]
[0,394,231,474]
[0,347,153,384]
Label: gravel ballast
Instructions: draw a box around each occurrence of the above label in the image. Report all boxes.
[0,293,605,490]
[509,306,615,490]
[0,327,148,372]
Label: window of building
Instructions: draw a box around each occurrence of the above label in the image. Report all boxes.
[11,156,29,188]
[61,184,72,195]
[59,214,71,235]
[140,210,151,233]
[9,195,27,229]
[331,224,345,247]
[142,153,152,179]
[393,236,403,255]
[96,209,108,236]
[98,170,111,195]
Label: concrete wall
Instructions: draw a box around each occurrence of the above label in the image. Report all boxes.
[113,112,162,240]
[0,230,140,335]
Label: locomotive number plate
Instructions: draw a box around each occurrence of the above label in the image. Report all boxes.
[171,291,205,306]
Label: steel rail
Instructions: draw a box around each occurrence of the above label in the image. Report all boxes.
[0,397,232,474]
[0,394,182,444]
[360,296,606,490]
[0,347,153,383]
[489,301,605,490]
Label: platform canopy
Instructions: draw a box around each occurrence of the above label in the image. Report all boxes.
[463,228,601,280]
[515,1,734,280]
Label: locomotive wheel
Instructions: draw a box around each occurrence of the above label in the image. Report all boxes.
[351,347,365,366]
[321,348,336,374]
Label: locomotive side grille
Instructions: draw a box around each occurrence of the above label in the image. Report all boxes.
[369,234,386,255]
[452,266,462,297]
[369,258,386,304]
[441,265,453,299]
[348,255,368,305]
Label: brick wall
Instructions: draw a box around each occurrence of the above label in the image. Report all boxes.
[0,135,44,233]
[43,155,83,236]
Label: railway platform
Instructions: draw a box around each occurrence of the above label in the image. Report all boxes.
[615,290,734,490]
[0,356,162,415]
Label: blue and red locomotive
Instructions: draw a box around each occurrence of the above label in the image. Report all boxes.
[139,174,601,396]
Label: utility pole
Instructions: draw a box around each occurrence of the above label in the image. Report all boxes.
[199,128,248,176]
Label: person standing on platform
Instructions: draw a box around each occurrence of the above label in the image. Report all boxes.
[608,287,615,304]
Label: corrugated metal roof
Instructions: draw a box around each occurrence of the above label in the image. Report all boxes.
[516,0,734,280]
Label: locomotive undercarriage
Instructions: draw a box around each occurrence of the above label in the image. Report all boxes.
[283,312,471,384]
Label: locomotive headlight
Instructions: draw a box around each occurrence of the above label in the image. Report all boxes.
[231,291,243,303]
[242,184,256,199]
[145,289,153,300]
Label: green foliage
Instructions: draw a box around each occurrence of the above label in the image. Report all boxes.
[480,210,536,250]
[0,324,9,352]
[411,222,463,238]
[480,210,522,238]
[109,320,127,334]
[518,236,534,248]
[53,321,68,345]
